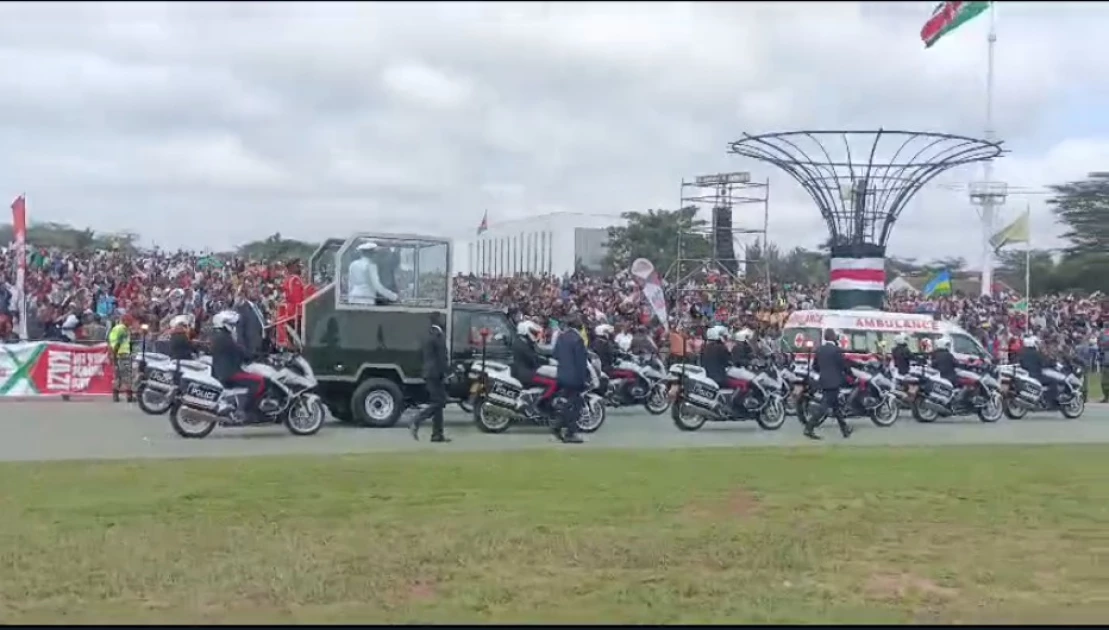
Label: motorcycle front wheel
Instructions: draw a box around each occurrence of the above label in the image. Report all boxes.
[755,397,786,431]
[285,396,326,436]
[577,396,607,433]
[1060,394,1085,419]
[869,396,900,427]
[643,384,671,415]
[977,391,1003,423]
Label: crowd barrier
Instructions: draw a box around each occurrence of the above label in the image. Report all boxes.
[0,340,116,399]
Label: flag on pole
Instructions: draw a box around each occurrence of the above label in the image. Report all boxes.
[10,194,28,340]
[476,210,489,235]
[922,269,953,297]
[989,208,1030,251]
[920,1,990,48]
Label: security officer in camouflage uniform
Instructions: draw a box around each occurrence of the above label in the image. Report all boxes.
[108,316,134,403]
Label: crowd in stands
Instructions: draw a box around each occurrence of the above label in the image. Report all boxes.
[1,245,1106,371]
[0,245,299,343]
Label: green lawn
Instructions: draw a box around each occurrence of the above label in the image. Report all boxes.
[1,446,1108,624]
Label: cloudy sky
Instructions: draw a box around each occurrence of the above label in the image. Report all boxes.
[1,1,1106,266]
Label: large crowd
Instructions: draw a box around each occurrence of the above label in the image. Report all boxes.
[2,246,1106,370]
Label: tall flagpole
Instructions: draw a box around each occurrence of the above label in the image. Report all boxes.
[975,1,1005,297]
[1024,203,1031,328]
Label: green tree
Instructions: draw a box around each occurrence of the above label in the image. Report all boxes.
[603,207,711,277]
[0,221,138,252]
[237,232,317,262]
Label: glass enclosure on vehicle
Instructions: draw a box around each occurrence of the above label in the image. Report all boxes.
[782,327,990,359]
[308,238,345,286]
[334,233,451,311]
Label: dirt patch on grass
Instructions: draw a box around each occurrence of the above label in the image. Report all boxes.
[864,572,959,601]
[681,487,761,520]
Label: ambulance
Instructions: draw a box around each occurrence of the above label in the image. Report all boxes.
[780,309,992,364]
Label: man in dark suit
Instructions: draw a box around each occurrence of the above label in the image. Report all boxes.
[552,313,589,444]
[234,290,266,358]
[410,312,450,443]
[805,328,853,440]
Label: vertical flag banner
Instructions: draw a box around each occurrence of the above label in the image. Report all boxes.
[477,210,489,235]
[630,258,669,331]
[10,195,27,340]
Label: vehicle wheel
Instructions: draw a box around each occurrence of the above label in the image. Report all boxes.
[168,402,217,439]
[671,401,707,431]
[352,378,405,428]
[474,398,513,433]
[136,384,173,416]
[798,397,827,427]
[977,392,1003,423]
[869,396,900,427]
[643,384,671,415]
[1060,394,1085,419]
[577,396,607,433]
[1002,396,1029,420]
[755,398,786,431]
[911,399,938,423]
[285,396,326,436]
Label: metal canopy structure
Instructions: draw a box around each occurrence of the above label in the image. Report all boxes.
[729,129,1004,246]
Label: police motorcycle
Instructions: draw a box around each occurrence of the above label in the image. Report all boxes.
[668,327,786,432]
[469,330,607,434]
[997,360,1085,420]
[910,338,1003,423]
[133,317,211,416]
[135,352,212,415]
[167,314,325,438]
[795,354,900,428]
[602,350,671,414]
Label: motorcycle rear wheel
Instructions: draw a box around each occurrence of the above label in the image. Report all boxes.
[137,383,173,416]
[168,402,217,439]
[1002,396,1029,420]
[911,399,939,423]
[671,401,707,431]
[474,398,513,434]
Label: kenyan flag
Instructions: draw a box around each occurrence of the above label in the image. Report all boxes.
[921,1,989,48]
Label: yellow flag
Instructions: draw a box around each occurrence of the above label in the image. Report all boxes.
[989,209,1030,251]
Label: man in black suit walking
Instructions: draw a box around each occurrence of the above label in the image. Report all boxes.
[234,289,266,357]
[552,313,589,444]
[804,328,853,440]
[410,312,450,443]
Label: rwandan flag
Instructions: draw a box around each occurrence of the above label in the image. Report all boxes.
[923,270,953,297]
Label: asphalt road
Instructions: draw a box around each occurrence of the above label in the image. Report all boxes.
[0,400,1107,463]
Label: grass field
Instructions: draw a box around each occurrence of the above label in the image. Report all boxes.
[1,446,1108,624]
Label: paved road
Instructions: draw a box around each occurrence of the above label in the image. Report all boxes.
[0,400,1108,463]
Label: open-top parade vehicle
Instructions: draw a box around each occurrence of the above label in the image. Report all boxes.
[289,232,513,428]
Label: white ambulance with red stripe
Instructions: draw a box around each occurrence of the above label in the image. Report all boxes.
[781,309,991,364]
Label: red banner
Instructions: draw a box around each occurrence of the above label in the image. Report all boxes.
[28,342,115,396]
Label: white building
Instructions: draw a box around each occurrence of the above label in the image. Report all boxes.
[453,212,624,277]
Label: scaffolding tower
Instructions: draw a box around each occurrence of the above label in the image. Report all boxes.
[668,172,770,292]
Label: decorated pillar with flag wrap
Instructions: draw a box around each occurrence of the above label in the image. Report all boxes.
[828,243,886,310]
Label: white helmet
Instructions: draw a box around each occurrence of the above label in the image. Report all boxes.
[1023,335,1039,348]
[594,324,614,338]
[935,336,952,350]
[211,309,240,333]
[706,325,728,342]
[734,327,753,342]
[893,333,909,346]
[170,315,190,329]
[516,320,542,341]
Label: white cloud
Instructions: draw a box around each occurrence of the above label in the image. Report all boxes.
[0,1,1103,264]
